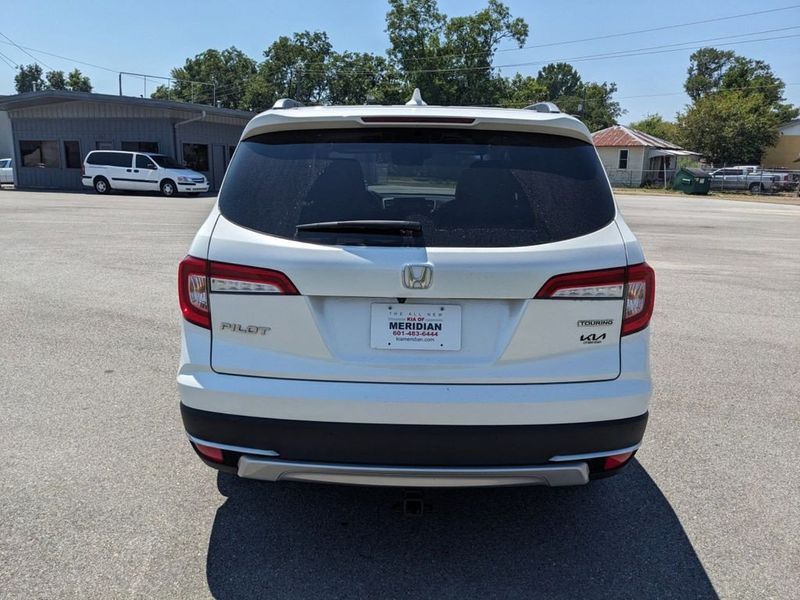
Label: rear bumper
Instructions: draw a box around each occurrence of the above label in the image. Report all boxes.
[182,403,646,472]
[234,456,591,487]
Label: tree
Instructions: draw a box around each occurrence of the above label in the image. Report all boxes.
[579,82,623,132]
[385,0,528,105]
[152,47,256,109]
[677,91,782,164]
[66,69,92,92]
[536,62,582,100]
[45,70,67,90]
[243,31,333,110]
[678,47,798,163]
[326,51,399,105]
[629,114,679,142]
[501,73,547,107]
[14,64,44,93]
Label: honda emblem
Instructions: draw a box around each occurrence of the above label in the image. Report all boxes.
[402,264,433,289]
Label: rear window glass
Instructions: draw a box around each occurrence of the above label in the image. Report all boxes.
[86,152,131,168]
[218,128,614,248]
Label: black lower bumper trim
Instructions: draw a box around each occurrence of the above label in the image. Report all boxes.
[181,405,647,467]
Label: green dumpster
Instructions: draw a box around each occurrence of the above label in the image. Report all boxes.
[672,167,711,195]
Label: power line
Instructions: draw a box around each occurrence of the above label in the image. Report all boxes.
[238,29,800,78]
[0,49,17,69]
[0,30,54,70]
[268,5,800,69]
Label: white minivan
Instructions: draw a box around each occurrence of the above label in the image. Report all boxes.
[82,150,209,196]
[177,93,655,488]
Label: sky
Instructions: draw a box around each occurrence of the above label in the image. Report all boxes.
[1,0,799,122]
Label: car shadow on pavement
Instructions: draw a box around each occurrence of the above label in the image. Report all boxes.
[206,460,717,599]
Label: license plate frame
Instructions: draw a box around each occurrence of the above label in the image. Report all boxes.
[370,303,462,351]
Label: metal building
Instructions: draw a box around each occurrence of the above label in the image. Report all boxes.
[0,90,253,191]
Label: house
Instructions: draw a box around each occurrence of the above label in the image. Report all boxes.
[762,119,800,168]
[0,90,254,191]
[592,125,700,187]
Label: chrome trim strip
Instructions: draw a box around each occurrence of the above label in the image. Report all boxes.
[549,443,640,462]
[186,434,280,457]
[237,457,589,488]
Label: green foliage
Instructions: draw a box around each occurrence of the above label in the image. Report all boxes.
[536,62,582,100]
[629,114,679,142]
[66,69,92,92]
[152,47,256,109]
[40,68,92,92]
[14,64,44,93]
[679,47,798,163]
[501,74,547,107]
[141,0,625,125]
[326,52,400,105]
[500,64,622,132]
[677,91,782,164]
[45,70,67,90]
[386,0,528,106]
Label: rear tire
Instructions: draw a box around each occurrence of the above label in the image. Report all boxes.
[161,179,177,197]
[94,177,110,194]
[748,182,762,195]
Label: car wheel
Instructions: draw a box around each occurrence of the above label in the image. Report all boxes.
[94,177,110,194]
[748,182,762,194]
[161,179,177,197]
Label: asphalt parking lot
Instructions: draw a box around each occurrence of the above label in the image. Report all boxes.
[1,190,798,599]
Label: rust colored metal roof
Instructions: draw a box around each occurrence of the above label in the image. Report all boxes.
[592,125,683,150]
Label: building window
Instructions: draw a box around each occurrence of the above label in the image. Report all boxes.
[96,141,113,150]
[122,141,159,153]
[618,149,629,169]
[20,140,60,168]
[183,143,209,172]
[64,141,81,169]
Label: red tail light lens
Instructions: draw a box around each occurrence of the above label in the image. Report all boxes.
[178,256,299,329]
[535,262,655,336]
[178,256,210,328]
[621,263,655,336]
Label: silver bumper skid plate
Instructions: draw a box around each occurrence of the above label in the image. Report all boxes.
[237,456,589,487]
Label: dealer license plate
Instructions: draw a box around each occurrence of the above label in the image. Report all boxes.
[370,303,461,351]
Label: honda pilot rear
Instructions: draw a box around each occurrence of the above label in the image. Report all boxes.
[177,94,654,487]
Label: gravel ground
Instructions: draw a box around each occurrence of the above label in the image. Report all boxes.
[0,190,797,599]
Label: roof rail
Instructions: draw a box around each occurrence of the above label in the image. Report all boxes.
[524,101,560,113]
[271,98,304,109]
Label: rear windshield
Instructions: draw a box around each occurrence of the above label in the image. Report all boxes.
[218,128,614,248]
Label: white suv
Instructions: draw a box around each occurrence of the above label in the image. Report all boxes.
[82,150,209,196]
[177,93,654,488]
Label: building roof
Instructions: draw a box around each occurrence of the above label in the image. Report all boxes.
[0,90,254,120]
[592,125,684,149]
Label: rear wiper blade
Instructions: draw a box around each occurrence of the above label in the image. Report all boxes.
[296,220,422,236]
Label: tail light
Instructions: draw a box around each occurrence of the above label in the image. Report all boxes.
[178,256,298,329]
[535,262,655,336]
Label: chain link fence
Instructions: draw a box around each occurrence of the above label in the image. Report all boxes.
[604,164,800,194]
